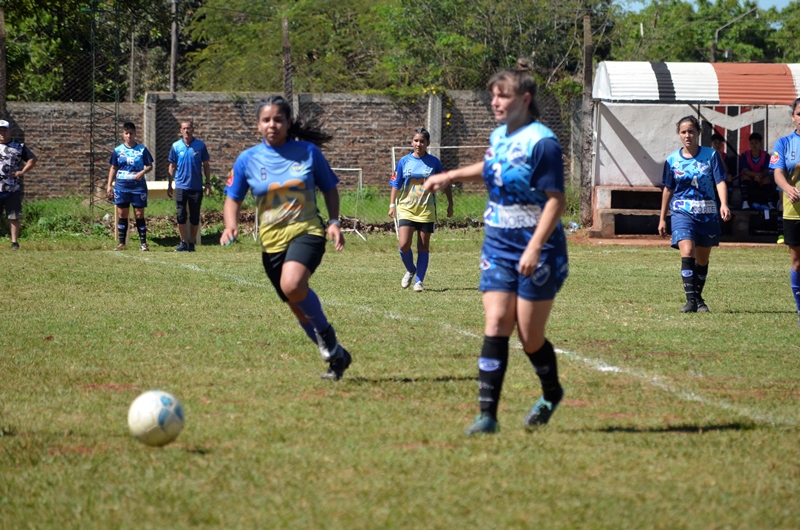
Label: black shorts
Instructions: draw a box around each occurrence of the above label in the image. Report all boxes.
[0,190,22,219]
[783,219,800,247]
[262,234,327,302]
[175,188,203,225]
[398,219,435,233]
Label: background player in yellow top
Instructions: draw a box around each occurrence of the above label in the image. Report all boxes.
[388,128,453,292]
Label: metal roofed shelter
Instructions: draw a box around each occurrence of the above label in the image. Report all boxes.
[588,61,800,240]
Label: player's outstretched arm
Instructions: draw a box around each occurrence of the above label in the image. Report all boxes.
[221,197,242,245]
[424,161,484,192]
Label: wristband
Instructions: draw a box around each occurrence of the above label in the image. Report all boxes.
[388,204,395,208]
[328,219,341,227]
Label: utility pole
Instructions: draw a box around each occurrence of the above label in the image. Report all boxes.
[282,17,293,105]
[580,15,594,228]
[170,0,178,93]
[0,8,7,118]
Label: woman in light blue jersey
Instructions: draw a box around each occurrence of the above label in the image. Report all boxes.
[425,59,568,435]
[221,96,352,380]
[658,116,731,314]
[768,97,800,326]
[388,128,453,292]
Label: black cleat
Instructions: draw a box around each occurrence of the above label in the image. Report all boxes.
[321,346,352,381]
[679,299,697,313]
[524,387,564,428]
[696,298,710,313]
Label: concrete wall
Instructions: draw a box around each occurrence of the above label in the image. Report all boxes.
[593,102,795,187]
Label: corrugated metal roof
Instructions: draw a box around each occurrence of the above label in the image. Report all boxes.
[593,61,800,104]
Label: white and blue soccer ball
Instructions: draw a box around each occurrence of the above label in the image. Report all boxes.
[127,390,184,447]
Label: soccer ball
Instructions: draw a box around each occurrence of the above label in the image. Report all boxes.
[127,390,184,447]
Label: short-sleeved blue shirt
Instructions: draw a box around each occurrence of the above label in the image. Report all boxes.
[662,146,726,232]
[169,138,210,191]
[481,122,567,262]
[109,143,154,191]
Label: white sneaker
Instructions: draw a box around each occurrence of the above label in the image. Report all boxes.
[413,281,424,292]
[401,271,415,289]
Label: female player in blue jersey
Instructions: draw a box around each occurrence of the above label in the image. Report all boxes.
[221,96,352,380]
[388,128,453,292]
[107,122,154,251]
[769,97,800,326]
[425,60,568,435]
[658,116,731,313]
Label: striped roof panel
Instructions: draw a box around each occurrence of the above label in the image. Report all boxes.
[593,61,800,105]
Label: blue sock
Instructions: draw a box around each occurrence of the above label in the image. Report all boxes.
[400,249,416,274]
[415,251,430,283]
[294,289,329,332]
[298,320,318,345]
[792,269,800,312]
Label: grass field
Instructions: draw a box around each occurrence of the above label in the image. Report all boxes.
[1,228,799,529]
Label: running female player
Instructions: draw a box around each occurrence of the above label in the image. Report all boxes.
[769,97,800,326]
[658,116,731,313]
[388,128,453,292]
[425,60,568,435]
[107,122,153,251]
[221,95,352,380]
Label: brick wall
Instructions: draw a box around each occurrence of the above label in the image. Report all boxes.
[6,91,570,200]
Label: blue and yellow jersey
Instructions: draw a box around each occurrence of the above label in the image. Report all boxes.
[481,121,566,261]
[769,131,800,220]
[225,139,339,253]
[109,143,153,191]
[390,152,444,223]
[662,146,726,224]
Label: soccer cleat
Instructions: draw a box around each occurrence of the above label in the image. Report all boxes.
[11,242,19,250]
[777,235,785,245]
[114,243,126,251]
[464,414,500,435]
[524,388,564,428]
[188,242,196,252]
[679,299,697,313]
[401,271,415,289]
[696,298,710,313]
[321,346,352,381]
[175,241,189,252]
[413,281,424,292]
[741,201,750,210]
[140,243,150,251]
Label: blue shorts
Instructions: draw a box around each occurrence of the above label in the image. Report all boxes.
[479,253,568,302]
[670,211,720,248]
[114,188,148,208]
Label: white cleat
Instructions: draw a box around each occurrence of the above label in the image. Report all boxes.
[401,271,415,289]
[413,281,424,292]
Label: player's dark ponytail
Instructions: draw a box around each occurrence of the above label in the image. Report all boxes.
[256,96,333,147]
[486,58,540,120]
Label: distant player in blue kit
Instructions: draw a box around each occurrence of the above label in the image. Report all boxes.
[425,59,568,435]
[769,97,800,326]
[658,115,731,313]
[221,96,352,380]
[168,120,211,252]
[107,122,154,251]
[388,128,453,292]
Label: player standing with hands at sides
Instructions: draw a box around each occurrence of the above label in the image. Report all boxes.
[425,60,569,435]
[0,120,37,250]
[221,96,352,380]
[769,97,800,326]
[107,122,154,251]
[658,116,731,313]
[389,128,453,292]
[168,120,211,252]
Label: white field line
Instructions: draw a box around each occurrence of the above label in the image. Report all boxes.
[113,252,797,427]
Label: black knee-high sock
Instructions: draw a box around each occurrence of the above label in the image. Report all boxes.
[117,218,129,244]
[526,339,562,402]
[478,336,509,420]
[695,263,709,299]
[135,218,147,244]
[681,257,696,302]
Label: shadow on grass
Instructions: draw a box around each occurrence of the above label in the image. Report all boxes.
[151,236,182,248]
[421,287,480,293]
[594,422,757,434]
[348,375,475,384]
[719,310,798,315]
